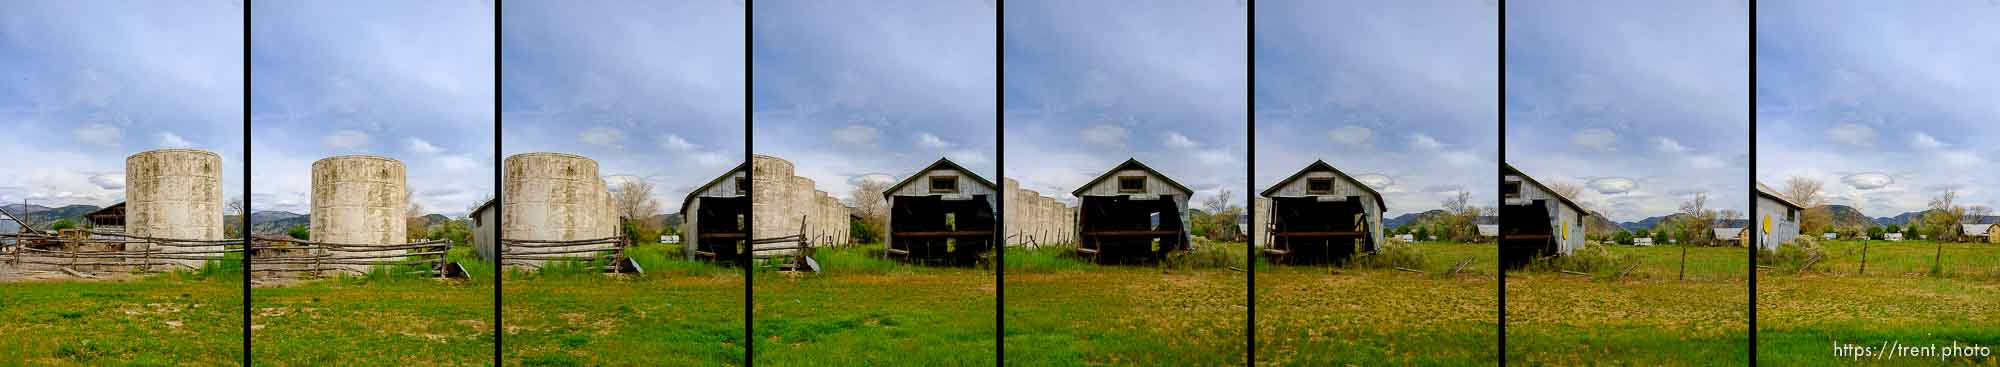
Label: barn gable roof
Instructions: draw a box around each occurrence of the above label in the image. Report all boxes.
[680,161,750,215]
[1259,159,1386,210]
[1754,182,1806,210]
[1070,158,1194,197]
[1501,162,1588,215]
[882,157,996,199]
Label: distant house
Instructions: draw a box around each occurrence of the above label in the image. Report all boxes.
[1754,182,1805,250]
[1476,224,1499,239]
[1823,232,1837,240]
[1712,227,1746,247]
[1500,163,1588,268]
[1253,160,1386,264]
[85,203,126,239]
[1395,233,1414,242]
[1634,237,1654,246]
[1960,223,1997,243]
[1885,232,1905,241]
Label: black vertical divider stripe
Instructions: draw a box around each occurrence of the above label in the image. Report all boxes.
[1746,1,1758,363]
[994,1,1005,365]
[493,0,504,364]
[1495,1,1508,364]
[241,1,253,364]
[1245,1,1257,365]
[744,1,756,365]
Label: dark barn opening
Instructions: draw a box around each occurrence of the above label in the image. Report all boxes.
[1266,196,1369,265]
[888,195,995,266]
[1499,200,1557,269]
[1077,195,1185,264]
[695,196,748,262]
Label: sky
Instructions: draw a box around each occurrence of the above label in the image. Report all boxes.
[251,0,494,217]
[1756,0,2000,217]
[1255,0,1497,217]
[0,1,244,209]
[504,0,744,215]
[1004,0,1247,207]
[753,0,996,200]
[1504,0,1749,222]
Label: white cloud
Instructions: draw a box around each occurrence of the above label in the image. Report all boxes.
[1352,173,1393,189]
[848,173,897,187]
[158,132,194,148]
[324,130,369,149]
[1164,132,1201,149]
[1586,177,1636,194]
[579,127,625,148]
[1080,124,1126,147]
[1909,132,1947,149]
[89,174,125,190]
[405,137,445,153]
[1409,133,1444,150]
[1686,154,1727,169]
[1571,128,1616,151]
[831,125,878,146]
[1841,172,1893,190]
[1194,150,1236,165]
[437,155,479,174]
[74,124,122,146]
[1652,137,1690,153]
[914,133,954,149]
[1826,123,1874,146]
[1327,126,1372,146]
[946,149,991,166]
[660,134,702,152]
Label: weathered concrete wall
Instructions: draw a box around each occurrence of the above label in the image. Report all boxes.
[750,155,796,255]
[125,149,225,268]
[311,155,408,273]
[502,153,617,266]
[998,179,1075,248]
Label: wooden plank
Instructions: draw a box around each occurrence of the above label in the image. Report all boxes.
[1081,230,1180,237]
[1275,231,1366,238]
[1502,234,1553,241]
[699,233,748,239]
[1074,247,1099,254]
[885,248,910,255]
[890,230,995,238]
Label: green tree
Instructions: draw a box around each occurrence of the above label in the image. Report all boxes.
[1612,230,1633,245]
[49,219,76,231]
[849,217,881,244]
[286,224,310,240]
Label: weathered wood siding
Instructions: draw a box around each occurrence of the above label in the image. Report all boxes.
[1755,194,1800,250]
[681,167,747,259]
[1263,170,1385,251]
[1503,174,1585,255]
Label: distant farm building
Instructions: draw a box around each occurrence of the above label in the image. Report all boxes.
[1476,224,1499,239]
[1713,227,1747,247]
[1500,163,1587,268]
[1634,237,1654,246]
[470,199,496,263]
[1251,160,1385,265]
[1961,223,1997,243]
[681,161,749,261]
[1754,182,1804,249]
[1071,159,1192,264]
[1885,232,1905,241]
[882,158,996,265]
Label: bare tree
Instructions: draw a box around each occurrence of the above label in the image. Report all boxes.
[406,190,429,241]
[1718,209,1743,221]
[1782,176,1825,207]
[1677,193,1717,244]
[1199,189,1241,242]
[844,178,892,229]
[1924,189,1965,240]
[611,179,661,223]
[1548,182,1584,201]
[1968,205,1993,223]
[226,197,245,216]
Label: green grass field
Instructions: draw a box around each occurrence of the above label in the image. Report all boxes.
[251,246,494,366]
[0,267,243,365]
[1757,240,2000,365]
[1255,242,1498,366]
[1506,244,1750,365]
[1004,242,1248,366]
[501,243,745,366]
[751,243,993,366]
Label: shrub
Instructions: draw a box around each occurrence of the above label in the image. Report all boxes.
[1530,243,1628,274]
[1757,236,1822,272]
[1350,242,1428,271]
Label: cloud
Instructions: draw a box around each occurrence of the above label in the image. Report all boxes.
[1352,173,1393,189]
[660,134,702,152]
[1908,132,1947,149]
[690,152,734,167]
[946,149,991,166]
[830,125,877,146]
[916,133,954,149]
[89,174,125,190]
[848,173,897,187]
[324,130,369,149]
[1326,126,1372,146]
[158,132,194,148]
[1080,124,1126,147]
[1409,133,1445,150]
[1571,128,1616,151]
[1421,184,1465,193]
[1826,123,1874,146]
[405,137,444,153]
[1652,137,1690,153]
[578,127,625,148]
[74,124,122,146]
[1586,177,1636,194]
[1841,172,1893,190]
[1164,132,1201,149]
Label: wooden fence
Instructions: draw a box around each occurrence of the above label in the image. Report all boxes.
[249,236,464,278]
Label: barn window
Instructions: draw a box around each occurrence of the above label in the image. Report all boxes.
[1787,208,1796,221]
[1117,176,1147,193]
[1502,181,1521,199]
[736,177,749,193]
[929,176,959,193]
[1306,178,1334,194]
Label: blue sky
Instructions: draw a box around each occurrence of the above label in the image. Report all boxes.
[1757,0,2000,217]
[1256,0,1497,216]
[1505,0,1749,222]
[753,0,995,198]
[1004,0,1247,206]
[0,1,244,209]
[504,0,744,215]
[251,0,494,216]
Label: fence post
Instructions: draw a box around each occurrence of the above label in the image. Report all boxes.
[1934,242,1944,277]
[1859,240,1868,275]
[1679,244,1687,281]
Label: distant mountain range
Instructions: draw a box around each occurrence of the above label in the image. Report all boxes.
[1384,210,1449,228]
[1870,209,1999,226]
[0,204,101,230]
[250,211,309,234]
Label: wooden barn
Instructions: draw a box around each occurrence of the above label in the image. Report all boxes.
[1500,163,1588,268]
[1713,227,1747,247]
[1253,160,1385,265]
[882,157,997,265]
[470,199,496,263]
[1754,182,1803,250]
[1071,158,1193,264]
[680,162,750,261]
[1960,223,1997,243]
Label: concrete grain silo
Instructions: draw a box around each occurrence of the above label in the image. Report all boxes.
[502,153,616,266]
[311,155,408,272]
[750,155,796,254]
[789,176,815,242]
[125,149,225,268]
